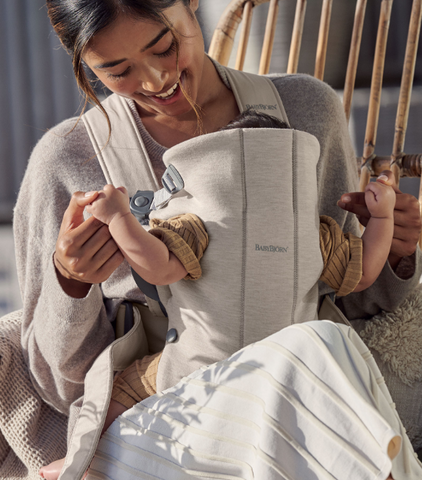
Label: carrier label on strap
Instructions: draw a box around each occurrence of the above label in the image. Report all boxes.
[246,103,278,112]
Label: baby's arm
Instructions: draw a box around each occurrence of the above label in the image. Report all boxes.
[353,176,396,292]
[85,185,187,285]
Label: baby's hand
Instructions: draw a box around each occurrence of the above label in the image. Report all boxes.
[85,185,130,225]
[364,175,396,219]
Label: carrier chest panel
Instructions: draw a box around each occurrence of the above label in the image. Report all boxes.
[153,128,323,391]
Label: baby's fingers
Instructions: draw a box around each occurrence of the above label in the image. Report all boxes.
[116,186,128,195]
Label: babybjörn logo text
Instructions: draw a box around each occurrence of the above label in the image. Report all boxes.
[246,103,278,111]
[255,244,289,253]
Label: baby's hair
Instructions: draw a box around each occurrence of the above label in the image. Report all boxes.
[220,109,290,131]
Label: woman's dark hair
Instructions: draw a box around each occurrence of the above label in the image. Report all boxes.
[46,0,195,132]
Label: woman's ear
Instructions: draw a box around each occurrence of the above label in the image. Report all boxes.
[190,0,199,13]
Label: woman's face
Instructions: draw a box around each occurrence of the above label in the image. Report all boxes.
[83,1,207,119]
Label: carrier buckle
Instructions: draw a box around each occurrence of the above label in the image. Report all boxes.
[129,164,184,223]
[151,164,184,210]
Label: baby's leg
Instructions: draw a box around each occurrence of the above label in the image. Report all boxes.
[103,398,128,432]
[39,400,127,480]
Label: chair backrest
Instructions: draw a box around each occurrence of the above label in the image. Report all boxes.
[208,0,422,233]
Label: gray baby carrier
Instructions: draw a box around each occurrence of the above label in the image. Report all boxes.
[60,66,323,479]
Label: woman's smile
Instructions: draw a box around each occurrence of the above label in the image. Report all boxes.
[153,79,180,99]
[138,72,184,106]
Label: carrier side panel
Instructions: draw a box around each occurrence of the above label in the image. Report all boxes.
[241,129,295,347]
[292,130,323,324]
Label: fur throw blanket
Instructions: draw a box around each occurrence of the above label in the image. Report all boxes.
[359,283,422,386]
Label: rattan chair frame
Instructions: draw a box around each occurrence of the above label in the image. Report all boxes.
[209,0,422,241]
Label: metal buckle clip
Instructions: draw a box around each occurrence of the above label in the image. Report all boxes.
[129,164,184,223]
[152,164,184,210]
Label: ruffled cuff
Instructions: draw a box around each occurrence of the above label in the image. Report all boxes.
[149,214,209,281]
[319,215,363,297]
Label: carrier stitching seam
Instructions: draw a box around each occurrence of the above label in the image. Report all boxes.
[83,116,112,184]
[240,129,247,349]
[291,131,298,324]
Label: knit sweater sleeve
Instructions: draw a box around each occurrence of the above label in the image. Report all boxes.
[13,119,118,415]
[270,74,422,319]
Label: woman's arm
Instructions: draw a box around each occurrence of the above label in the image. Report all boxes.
[85,185,188,286]
[14,119,127,414]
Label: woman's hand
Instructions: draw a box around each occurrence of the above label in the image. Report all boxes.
[54,191,125,298]
[337,170,421,269]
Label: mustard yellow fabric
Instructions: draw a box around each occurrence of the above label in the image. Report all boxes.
[111,352,162,409]
[319,215,363,297]
[149,213,209,281]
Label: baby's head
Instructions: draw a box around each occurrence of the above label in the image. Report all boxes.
[220,109,290,131]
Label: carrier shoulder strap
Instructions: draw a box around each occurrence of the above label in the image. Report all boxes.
[223,66,290,126]
[83,95,160,196]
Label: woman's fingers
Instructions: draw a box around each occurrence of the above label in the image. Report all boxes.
[92,236,124,270]
[95,249,125,280]
[60,191,98,233]
[55,219,107,272]
[338,192,369,220]
[388,182,421,258]
[79,224,113,257]
[59,227,125,283]
[390,216,421,258]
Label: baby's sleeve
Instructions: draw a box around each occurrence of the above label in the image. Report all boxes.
[319,215,363,296]
[149,213,209,280]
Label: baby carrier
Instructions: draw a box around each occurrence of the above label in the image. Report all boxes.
[60,65,324,479]
[84,65,323,391]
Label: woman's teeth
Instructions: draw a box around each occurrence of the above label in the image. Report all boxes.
[155,81,179,99]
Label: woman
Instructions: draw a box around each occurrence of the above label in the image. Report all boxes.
[14,0,421,478]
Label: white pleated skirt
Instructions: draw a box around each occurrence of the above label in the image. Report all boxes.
[86,321,422,480]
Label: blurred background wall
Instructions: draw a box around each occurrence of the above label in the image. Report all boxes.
[1,0,422,315]
[0,0,81,223]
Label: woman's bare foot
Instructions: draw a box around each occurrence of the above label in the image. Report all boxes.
[39,457,65,480]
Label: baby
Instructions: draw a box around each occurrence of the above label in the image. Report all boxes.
[39,110,396,480]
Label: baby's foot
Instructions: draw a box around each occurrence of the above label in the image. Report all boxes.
[39,457,65,480]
